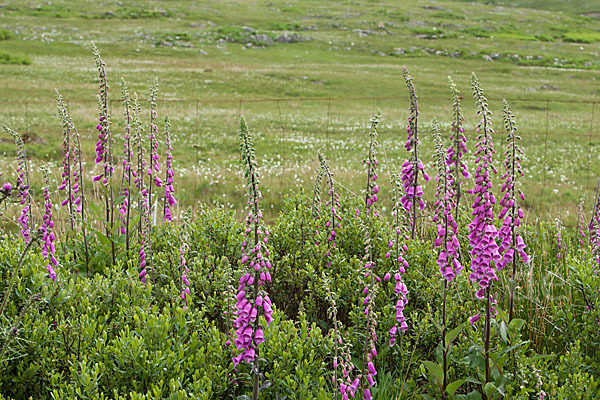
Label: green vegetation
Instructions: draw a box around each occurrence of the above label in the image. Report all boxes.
[0,195,598,398]
[0,51,30,65]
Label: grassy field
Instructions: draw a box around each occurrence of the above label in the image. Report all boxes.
[0,0,599,226]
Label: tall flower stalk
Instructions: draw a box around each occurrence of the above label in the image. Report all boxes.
[131,94,151,282]
[388,166,409,348]
[119,78,133,251]
[91,42,115,265]
[163,116,176,222]
[40,166,58,282]
[358,112,381,400]
[234,117,273,400]
[179,208,192,307]
[319,153,340,268]
[147,79,162,225]
[578,195,587,247]
[498,100,529,322]
[591,190,600,272]
[4,126,31,243]
[56,90,90,272]
[590,179,600,270]
[56,90,74,234]
[447,76,469,221]
[132,93,145,233]
[432,118,462,399]
[401,67,429,238]
[469,73,501,399]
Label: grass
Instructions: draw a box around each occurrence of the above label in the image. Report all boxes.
[0,0,599,227]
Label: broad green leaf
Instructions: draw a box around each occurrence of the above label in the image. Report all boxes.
[446,379,467,396]
[445,323,464,349]
[422,361,443,388]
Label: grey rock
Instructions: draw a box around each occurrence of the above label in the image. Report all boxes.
[255,33,273,46]
[242,26,255,33]
[541,85,560,90]
[276,32,308,43]
[482,55,493,61]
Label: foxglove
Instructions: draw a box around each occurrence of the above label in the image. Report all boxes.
[447,76,469,219]
[319,153,340,267]
[432,119,462,282]
[468,73,501,299]
[163,116,176,222]
[4,126,31,243]
[40,166,58,281]
[233,116,273,378]
[388,166,409,347]
[119,78,134,248]
[400,67,429,238]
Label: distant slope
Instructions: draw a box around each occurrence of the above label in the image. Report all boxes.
[443,0,600,14]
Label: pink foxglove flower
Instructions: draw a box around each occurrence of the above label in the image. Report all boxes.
[400,67,429,238]
[447,76,469,219]
[131,94,151,282]
[233,117,273,370]
[358,113,382,395]
[498,100,530,321]
[56,90,75,232]
[4,126,31,243]
[432,119,462,282]
[119,78,134,247]
[388,166,409,347]
[147,79,162,224]
[468,73,501,299]
[497,100,529,269]
[40,166,58,281]
[590,187,600,271]
[56,89,90,270]
[319,153,340,267]
[163,116,176,222]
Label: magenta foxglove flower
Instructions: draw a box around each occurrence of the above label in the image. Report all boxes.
[400,67,429,238]
[432,119,462,282]
[447,76,469,217]
[163,116,176,222]
[497,100,529,270]
[357,113,382,395]
[468,73,501,299]
[388,167,409,347]
[40,166,58,281]
[119,78,134,238]
[5,126,31,243]
[233,117,273,367]
[319,153,340,267]
[590,191,600,271]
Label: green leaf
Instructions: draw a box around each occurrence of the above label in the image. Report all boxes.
[466,390,482,400]
[446,379,467,396]
[499,321,508,343]
[422,361,443,388]
[508,318,525,333]
[484,382,497,397]
[445,323,464,349]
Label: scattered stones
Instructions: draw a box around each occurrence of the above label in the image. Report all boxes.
[482,55,493,61]
[275,32,309,43]
[541,85,560,90]
[254,33,273,46]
